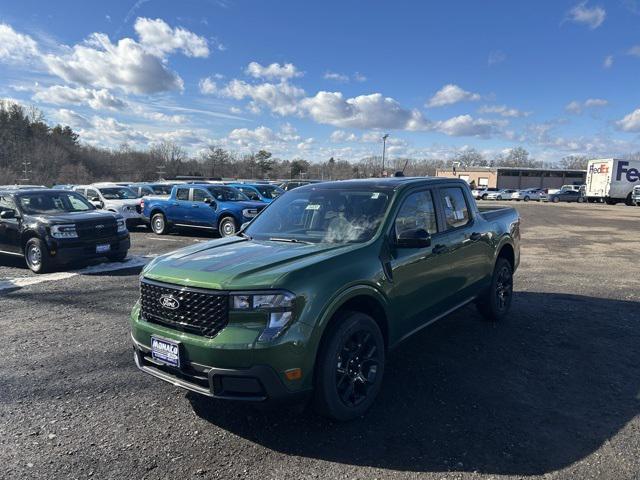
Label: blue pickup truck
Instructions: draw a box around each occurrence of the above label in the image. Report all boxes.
[142,184,267,236]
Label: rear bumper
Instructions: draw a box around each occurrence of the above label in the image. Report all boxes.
[48,235,130,263]
[131,334,310,404]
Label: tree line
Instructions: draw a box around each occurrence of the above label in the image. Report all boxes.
[0,99,624,186]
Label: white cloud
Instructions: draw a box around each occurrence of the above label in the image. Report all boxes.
[198,77,218,94]
[33,85,127,110]
[565,98,608,114]
[220,79,305,115]
[427,84,481,107]
[56,109,91,128]
[324,71,367,83]
[301,91,427,130]
[432,115,504,137]
[324,71,350,82]
[566,2,606,29]
[330,130,357,142]
[603,55,614,68]
[43,32,184,94]
[616,108,640,132]
[628,45,640,57]
[0,23,39,63]
[488,50,506,66]
[478,104,531,118]
[134,17,209,58]
[245,62,302,80]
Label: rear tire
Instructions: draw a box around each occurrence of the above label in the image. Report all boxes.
[24,238,51,274]
[151,213,169,235]
[481,194,488,200]
[577,197,585,203]
[625,193,634,206]
[524,196,530,202]
[552,197,560,203]
[314,312,385,421]
[476,257,513,322]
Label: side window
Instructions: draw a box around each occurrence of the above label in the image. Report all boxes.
[86,189,100,200]
[395,190,438,238]
[176,188,190,201]
[74,188,85,196]
[439,187,470,229]
[239,188,260,201]
[0,195,16,213]
[192,189,209,202]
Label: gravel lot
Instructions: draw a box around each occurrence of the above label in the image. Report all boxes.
[1,202,639,480]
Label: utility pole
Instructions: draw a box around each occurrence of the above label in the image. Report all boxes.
[381,134,389,177]
[156,164,167,181]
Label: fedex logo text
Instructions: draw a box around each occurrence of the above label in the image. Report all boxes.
[589,163,609,174]
[616,161,640,183]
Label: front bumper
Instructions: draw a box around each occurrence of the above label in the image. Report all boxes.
[130,303,315,404]
[46,235,130,263]
[132,335,308,403]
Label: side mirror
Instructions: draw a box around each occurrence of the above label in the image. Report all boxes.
[396,228,431,248]
[240,222,250,230]
[91,197,100,202]
[0,210,16,219]
[204,197,213,204]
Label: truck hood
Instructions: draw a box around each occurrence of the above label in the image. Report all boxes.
[31,210,118,224]
[143,237,350,290]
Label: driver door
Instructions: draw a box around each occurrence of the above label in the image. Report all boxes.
[388,189,451,337]
[190,188,218,227]
[0,195,21,254]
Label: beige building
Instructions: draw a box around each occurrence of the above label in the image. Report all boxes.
[435,166,586,190]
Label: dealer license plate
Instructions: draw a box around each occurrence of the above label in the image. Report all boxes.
[151,336,181,368]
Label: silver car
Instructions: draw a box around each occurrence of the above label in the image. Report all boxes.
[485,189,517,200]
[512,188,545,202]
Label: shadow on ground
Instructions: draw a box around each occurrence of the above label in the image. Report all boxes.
[189,291,640,475]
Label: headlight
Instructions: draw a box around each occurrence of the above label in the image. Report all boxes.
[50,224,78,239]
[230,291,296,342]
[117,218,127,233]
[242,208,259,218]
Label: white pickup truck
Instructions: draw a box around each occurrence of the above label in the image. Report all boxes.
[585,158,640,205]
[73,184,144,227]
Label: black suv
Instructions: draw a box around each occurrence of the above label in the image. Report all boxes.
[0,189,131,273]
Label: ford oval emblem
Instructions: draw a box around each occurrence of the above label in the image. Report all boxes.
[159,294,180,310]
[95,224,104,229]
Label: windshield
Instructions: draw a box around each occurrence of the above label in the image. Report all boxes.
[18,192,95,214]
[99,187,138,200]
[206,186,250,202]
[256,184,284,199]
[151,184,174,195]
[245,187,391,244]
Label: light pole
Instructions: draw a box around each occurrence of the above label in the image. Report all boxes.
[381,134,389,177]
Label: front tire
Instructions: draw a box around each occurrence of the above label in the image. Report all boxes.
[218,216,237,237]
[476,257,513,322]
[552,197,560,203]
[314,312,385,421]
[24,238,52,274]
[151,213,169,235]
[524,196,530,202]
[577,197,585,203]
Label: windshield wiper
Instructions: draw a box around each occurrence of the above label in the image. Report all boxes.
[267,237,313,245]
[238,231,252,240]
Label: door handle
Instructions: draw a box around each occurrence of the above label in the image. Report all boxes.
[171,202,178,206]
[191,204,200,208]
[432,244,448,255]
[469,232,482,241]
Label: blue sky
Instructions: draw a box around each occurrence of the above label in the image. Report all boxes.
[2,0,640,163]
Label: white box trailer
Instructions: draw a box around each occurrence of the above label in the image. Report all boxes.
[585,158,640,205]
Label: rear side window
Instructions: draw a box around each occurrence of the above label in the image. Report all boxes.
[439,188,470,229]
[176,188,189,201]
[395,190,438,237]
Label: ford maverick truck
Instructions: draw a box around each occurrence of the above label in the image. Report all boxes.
[130,178,520,420]
[142,184,266,237]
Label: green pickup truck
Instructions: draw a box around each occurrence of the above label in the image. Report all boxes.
[130,177,520,420]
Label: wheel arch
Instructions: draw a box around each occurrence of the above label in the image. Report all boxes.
[20,229,42,251]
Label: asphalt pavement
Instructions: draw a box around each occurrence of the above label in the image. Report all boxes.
[1,202,639,480]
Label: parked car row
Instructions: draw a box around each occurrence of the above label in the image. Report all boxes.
[471,185,592,204]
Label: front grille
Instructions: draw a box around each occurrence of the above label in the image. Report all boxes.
[140,280,229,337]
[76,221,118,239]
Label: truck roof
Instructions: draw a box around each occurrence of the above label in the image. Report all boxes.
[293,177,461,191]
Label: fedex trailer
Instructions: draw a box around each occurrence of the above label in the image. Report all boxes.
[585,158,640,205]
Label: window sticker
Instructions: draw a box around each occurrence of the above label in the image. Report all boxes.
[371,192,380,199]
[305,204,321,210]
[445,196,453,209]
